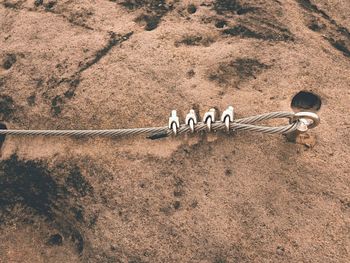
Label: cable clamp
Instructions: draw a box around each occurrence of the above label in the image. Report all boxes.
[221,106,234,132]
[168,110,180,136]
[185,109,197,133]
[203,108,216,132]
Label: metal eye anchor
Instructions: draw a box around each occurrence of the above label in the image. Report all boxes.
[221,106,234,132]
[286,111,320,142]
[292,112,320,130]
[185,109,197,133]
[168,110,180,136]
[203,108,216,132]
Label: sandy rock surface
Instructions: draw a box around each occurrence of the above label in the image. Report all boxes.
[0,0,349,262]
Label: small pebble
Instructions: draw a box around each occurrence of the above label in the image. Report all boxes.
[276,246,285,255]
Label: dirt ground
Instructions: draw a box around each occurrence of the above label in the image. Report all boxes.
[0,0,349,262]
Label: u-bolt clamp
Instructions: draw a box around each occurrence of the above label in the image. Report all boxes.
[221,106,234,132]
[203,108,216,132]
[185,109,197,133]
[169,110,180,136]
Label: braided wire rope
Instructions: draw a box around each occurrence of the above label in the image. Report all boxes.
[0,111,300,138]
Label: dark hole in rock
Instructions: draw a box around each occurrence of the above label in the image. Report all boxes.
[2,54,16,70]
[34,0,43,7]
[308,22,322,31]
[136,14,161,31]
[308,19,325,32]
[215,20,227,28]
[187,4,197,14]
[45,0,57,10]
[47,233,63,246]
[291,91,321,111]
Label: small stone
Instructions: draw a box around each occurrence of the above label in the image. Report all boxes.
[276,246,285,255]
[296,134,317,148]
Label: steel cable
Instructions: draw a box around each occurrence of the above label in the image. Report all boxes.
[0,111,306,138]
